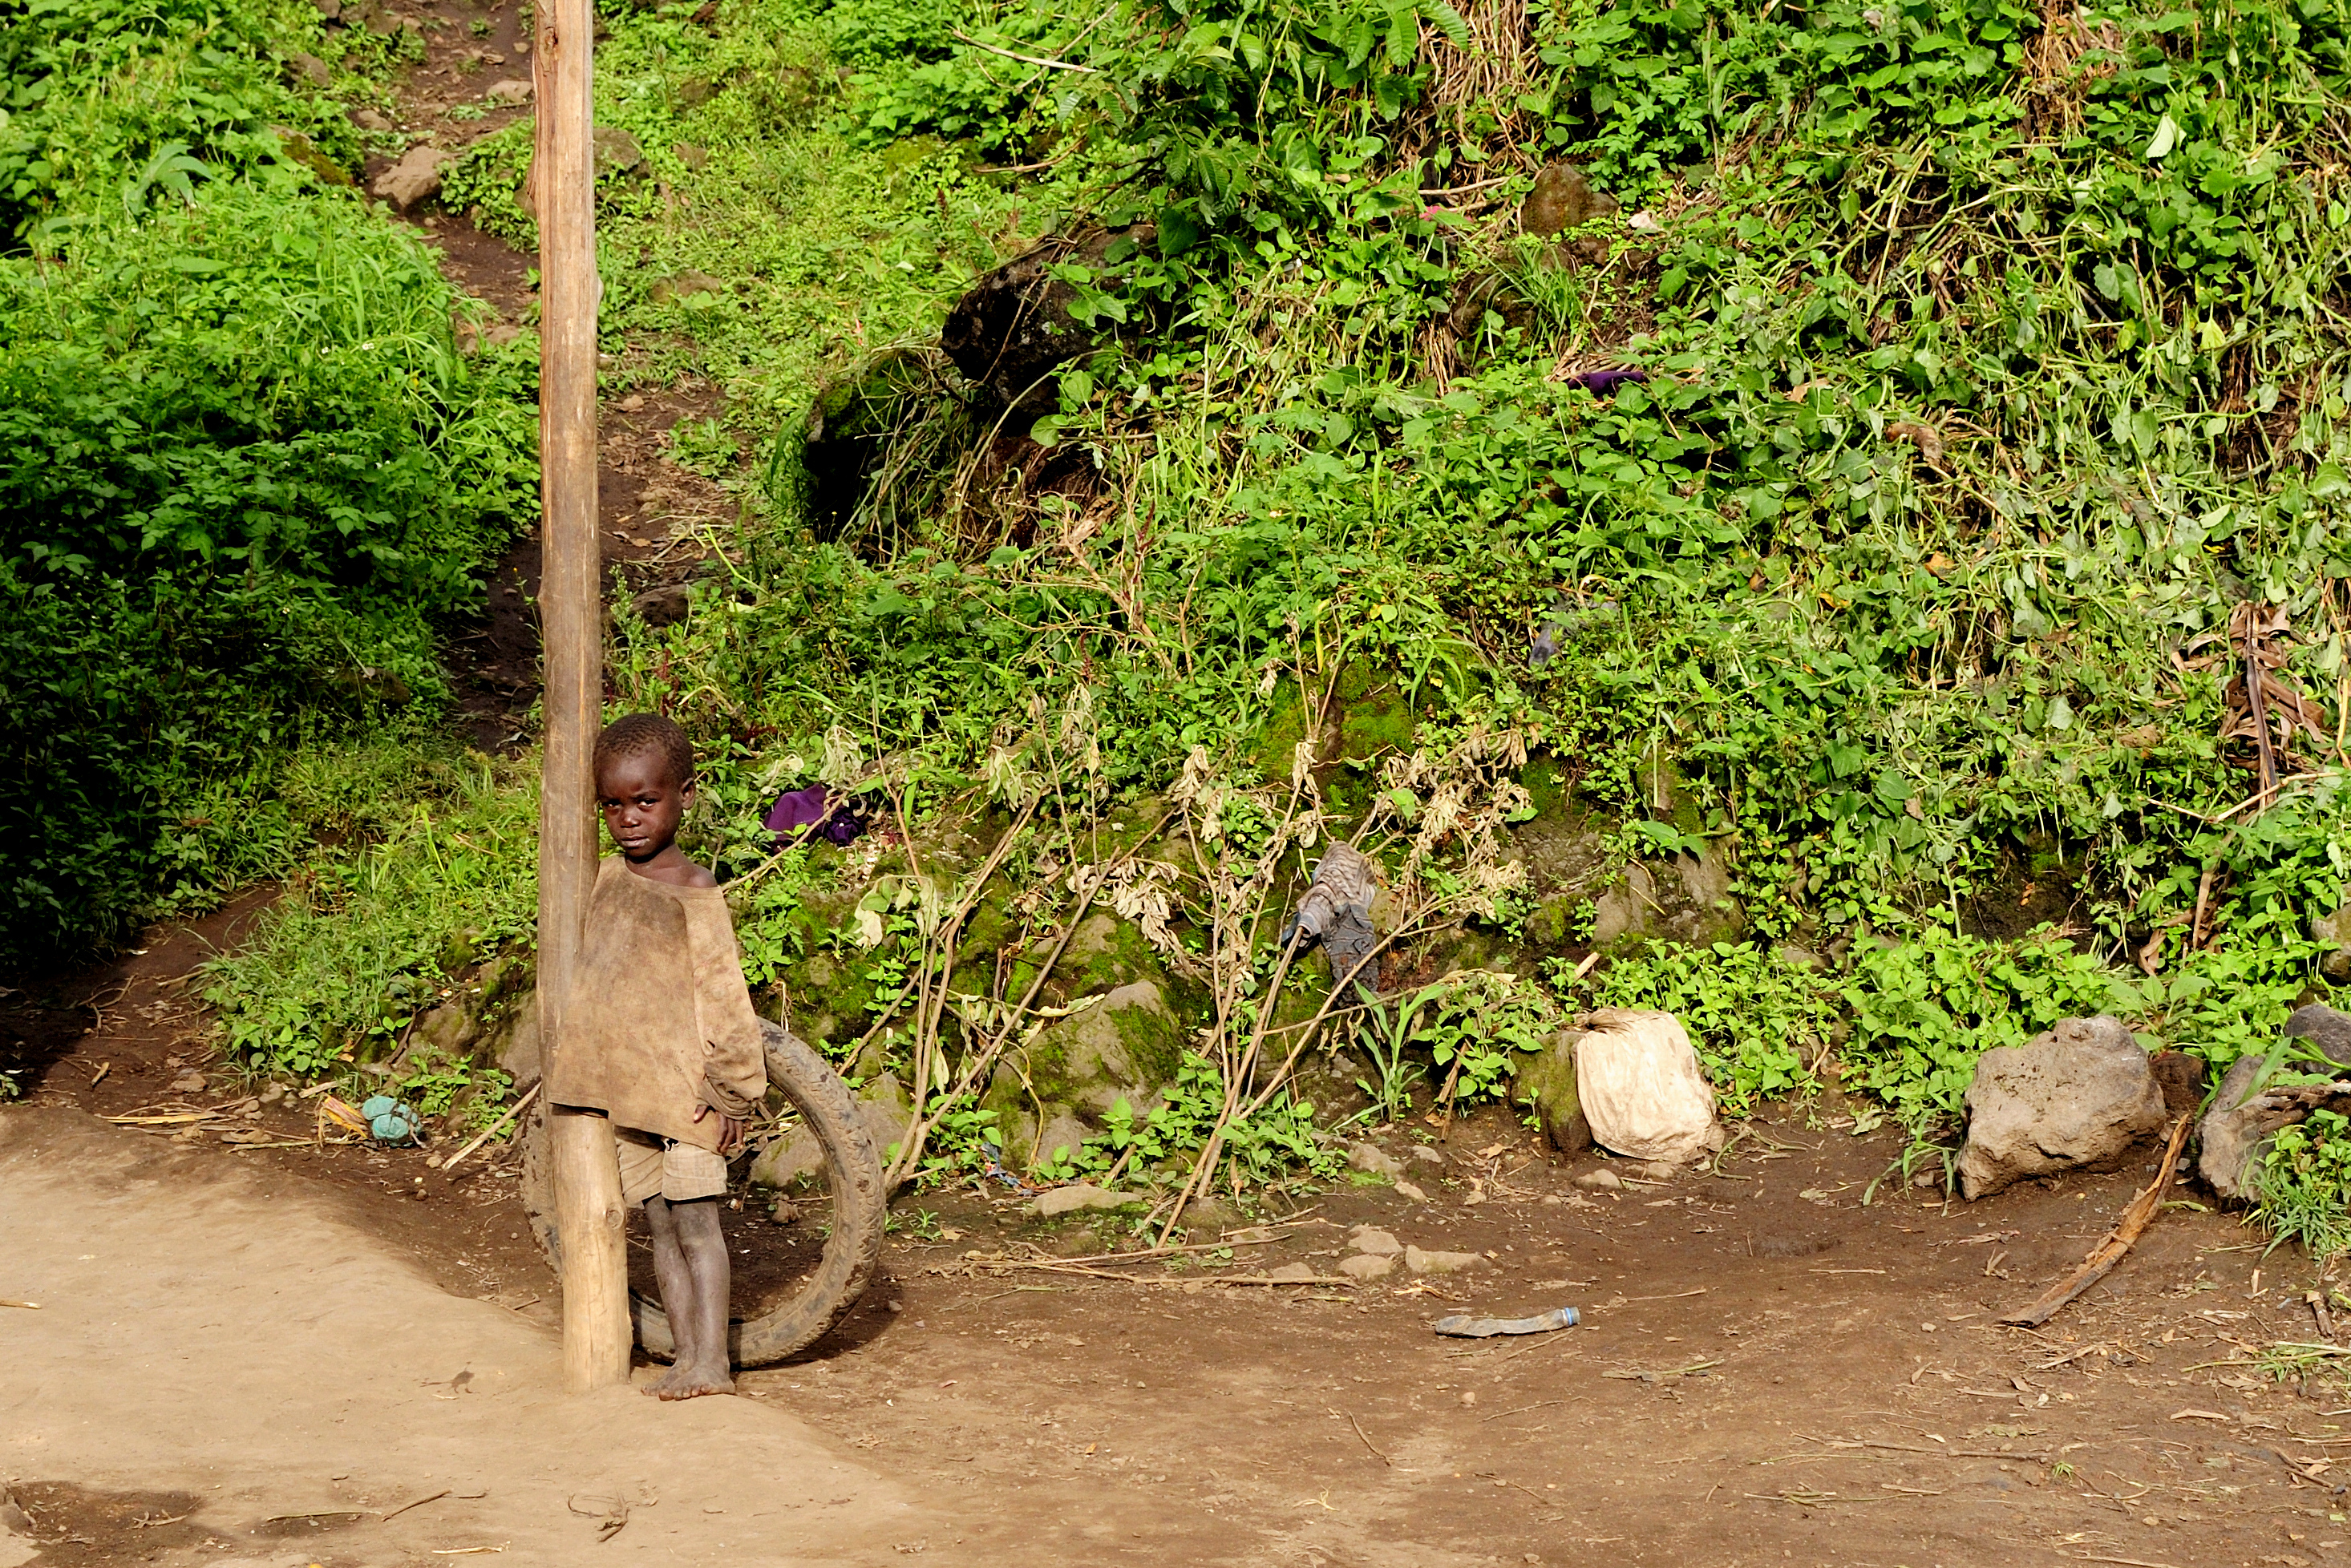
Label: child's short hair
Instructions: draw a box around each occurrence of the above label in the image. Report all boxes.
[594,712,696,788]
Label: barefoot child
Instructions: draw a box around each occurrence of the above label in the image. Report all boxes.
[550,713,765,1400]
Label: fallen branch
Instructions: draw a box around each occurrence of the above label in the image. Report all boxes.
[2000,1114,2193,1328]
[437,1084,540,1177]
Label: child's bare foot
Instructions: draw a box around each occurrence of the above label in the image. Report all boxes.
[656,1360,734,1400]
[642,1361,690,1397]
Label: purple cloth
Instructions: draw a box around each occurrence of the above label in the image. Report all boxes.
[1564,369,1647,394]
[765,785,863,846]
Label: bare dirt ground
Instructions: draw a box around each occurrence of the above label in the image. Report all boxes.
[11,931,2351,1568]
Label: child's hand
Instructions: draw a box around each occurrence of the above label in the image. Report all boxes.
[693,1101,746,1156]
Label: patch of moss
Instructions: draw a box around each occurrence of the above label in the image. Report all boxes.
[1337,661,1417,765]
[1250,680,1312,785]
[1110,996,1184,1086]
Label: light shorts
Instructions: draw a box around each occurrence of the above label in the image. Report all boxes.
[615,1126,730,1206]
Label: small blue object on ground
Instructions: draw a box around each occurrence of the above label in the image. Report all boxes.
[359,1094,421,1143]
[1431,1306,1580,1338]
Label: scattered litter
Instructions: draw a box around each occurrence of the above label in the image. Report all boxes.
[379,1489,452,1523]
[764,784,863,846]
[360,1095,422,1144]
[1280,843,1381,990]
[1433,1306,1580,1338]
[1574,1009,1724,1165]
[0,1300,38,1310]
[2169,1408,2232,1422]
[567,1493,630,1542]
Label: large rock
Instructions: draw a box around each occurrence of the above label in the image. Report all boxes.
[941,224,1152,407]
[371,143,452,212]
[2199,1004,2351,1200]
[982,980,1182,1170]
[1512,1028,1593,1154]
[1956,1016,2167,1200]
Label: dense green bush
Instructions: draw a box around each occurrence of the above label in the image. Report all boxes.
[0,0,534,966]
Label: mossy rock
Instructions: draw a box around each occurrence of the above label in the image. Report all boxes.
[1513,1029,1592,1154]
[982,979,1183,1167]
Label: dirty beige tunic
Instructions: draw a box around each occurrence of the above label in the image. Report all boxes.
[548,856,767,1150]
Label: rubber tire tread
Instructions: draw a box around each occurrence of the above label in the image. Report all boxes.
[519,1020,886,1368]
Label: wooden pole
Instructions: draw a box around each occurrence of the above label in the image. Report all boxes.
[532,0,630,1393]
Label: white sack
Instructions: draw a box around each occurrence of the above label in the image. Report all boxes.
[1572,1008,1724,1165]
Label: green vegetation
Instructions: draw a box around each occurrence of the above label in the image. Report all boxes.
[0,0,536,964]
[58,0,2351,1238]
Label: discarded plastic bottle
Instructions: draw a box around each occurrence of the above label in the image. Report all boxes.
[1432,1306,1580,1339]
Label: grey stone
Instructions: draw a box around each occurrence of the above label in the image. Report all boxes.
[649,270,726,305]
[1393,1179,1430,1202]
[1408,1144,1447,1169]
[1572,1166,1621,1192]
[2199,1006,2351,1200]
[370,143,451,212]
[1265,1261,1317,1283]
[287,51,332,87]
[2199,1053,2272,1201]
[1033,1183,1137,1217]
[350,107,394,132]
[628,583,691,628]
[484,76,532,104]
[496,1003,540,1089]
[1403,1245,1486,1275]
[1039,981,1181,1120]
[2287,1003,2351,1065]
[1029,1113,1093,1172]
[1338,1253,1394,1280]
[2315,900,2351,983]
[1347,1226,1402,1257]
[1956,1015,2168,1200]
[592,124,645,174]
[1513,1028,1593,1154]
[1347,1142,1402,1178]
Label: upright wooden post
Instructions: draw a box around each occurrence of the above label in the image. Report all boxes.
[532,0,631,1393]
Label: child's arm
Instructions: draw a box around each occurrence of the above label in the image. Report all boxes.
[683,896,769,1143]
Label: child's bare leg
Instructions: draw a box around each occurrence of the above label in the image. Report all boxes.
[641,1195,698,1396]
[657,1197,734,1400]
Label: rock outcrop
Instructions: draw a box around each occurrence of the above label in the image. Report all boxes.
[1956,1016,2167,1200]
[941,224,1152,406]
[2199,1004,2351,1200]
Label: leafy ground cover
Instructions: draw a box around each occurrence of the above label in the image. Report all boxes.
[124,0,2351,1243]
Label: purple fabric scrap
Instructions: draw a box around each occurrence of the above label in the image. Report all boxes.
[1564,369,1648,394]
[765,785,863,846]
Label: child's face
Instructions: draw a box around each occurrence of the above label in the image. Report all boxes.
[596,751,694,863]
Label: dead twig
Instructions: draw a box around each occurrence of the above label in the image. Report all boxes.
[1338,1408,1390,1466]
[378,1489,452,1524]
[2001,1113,2192,1328]
[438,1084,540,1177]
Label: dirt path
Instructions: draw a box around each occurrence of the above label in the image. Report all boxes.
[0,1107,921,1566]
[14,1020,2351,1567]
